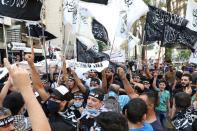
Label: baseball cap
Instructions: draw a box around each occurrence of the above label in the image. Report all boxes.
[89,88,104,101]
[51,85,71,101]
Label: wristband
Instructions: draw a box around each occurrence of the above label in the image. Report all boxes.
[0,116,14,127]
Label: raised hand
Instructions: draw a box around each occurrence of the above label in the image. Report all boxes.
[25,44,34,66]
[5,77,16,92]
[71,70,78,78]
[4,58,31,92]
[102,68,107,77]
[153,70,158,78]
[117,67,126,80]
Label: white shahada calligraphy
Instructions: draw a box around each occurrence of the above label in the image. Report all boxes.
[1,0,29,8]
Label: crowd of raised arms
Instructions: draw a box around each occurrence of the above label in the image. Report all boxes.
[0,47,196,131]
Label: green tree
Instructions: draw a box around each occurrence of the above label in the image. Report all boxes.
[165,48,172,62]
[178,50,191,61]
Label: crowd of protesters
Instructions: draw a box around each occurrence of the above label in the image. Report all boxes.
[0,48,196,131]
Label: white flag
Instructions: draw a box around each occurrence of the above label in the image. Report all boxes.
[128,34,140,51]
[189,52,197,64]
[189,43,197,64]
[77,8,97,49]
[125,0,149,29]
[63,0,79,27]
[64,0,97,49]
[115,11,128,39]
[77,35,96,49]
[79,0,120,44]
[186,0,197,32]
[104,50,126,63]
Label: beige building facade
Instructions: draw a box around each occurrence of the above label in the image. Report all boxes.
[44,0,74,58]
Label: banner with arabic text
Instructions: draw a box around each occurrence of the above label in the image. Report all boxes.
[0,0,42,21]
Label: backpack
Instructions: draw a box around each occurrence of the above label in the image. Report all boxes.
[103,94,121,113]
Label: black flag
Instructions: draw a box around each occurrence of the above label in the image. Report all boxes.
[77,39,109,63]
[0,0,42,21]
[145,5,188,43]
[27,25,57,41]
[163,25,197,52]
[92,18,109,45]
[80,0,108,5]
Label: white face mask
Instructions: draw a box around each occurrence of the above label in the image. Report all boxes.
[86,108,98,115]
[73,102,83,108]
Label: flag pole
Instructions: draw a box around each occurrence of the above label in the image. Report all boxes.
[109,36,116,58]
[27,25,35,72]
[141,29,146,61]
[3,23,8,59]
[41,24,49,77]
[156,41,162,70]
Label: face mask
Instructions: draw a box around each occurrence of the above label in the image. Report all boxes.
[74,102,83,108]
[86,108,98,115]
[46,99,60,113]
[108,91,118,97]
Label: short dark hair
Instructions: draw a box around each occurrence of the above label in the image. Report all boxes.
[159,79,166,85]
[3,92,24,115]
[90,78,100,85]
[126,98,147,124]
[182,73,192,81]
[95,111,128,131]
[141,91,159,108]
[134,85,144,95]
[175,92,191,110]
[176,71,183,79]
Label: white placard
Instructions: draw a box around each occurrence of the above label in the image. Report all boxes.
[66,60,109,77]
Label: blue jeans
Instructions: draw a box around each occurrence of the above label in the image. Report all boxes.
[156,110,167,128]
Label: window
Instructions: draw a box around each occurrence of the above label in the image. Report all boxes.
[6,25,21,43]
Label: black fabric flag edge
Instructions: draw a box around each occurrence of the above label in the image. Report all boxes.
[80,0,108,5]
[27,24,57,41]
[76,39,109,63]
[144,5,188,43]
[163,25,197,52]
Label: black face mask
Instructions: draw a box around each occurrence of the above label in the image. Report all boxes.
[46,99,60,114]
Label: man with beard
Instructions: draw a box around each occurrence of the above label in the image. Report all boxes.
[180,74,193,96]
